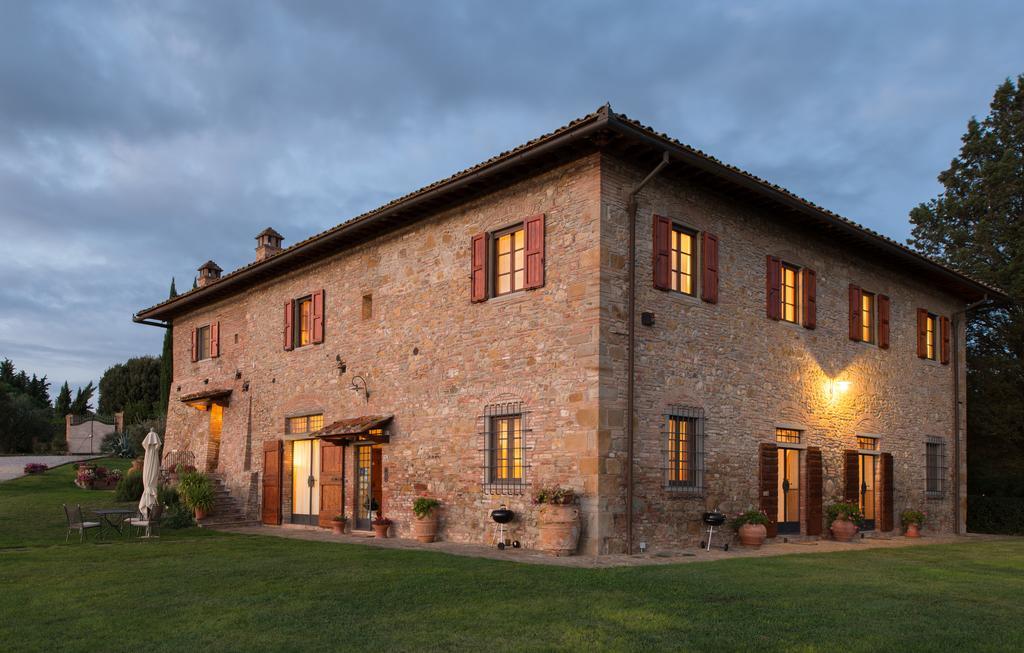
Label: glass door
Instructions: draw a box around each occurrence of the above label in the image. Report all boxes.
[354,445,382,531]
[291,439,320,525]
[777,448,800,534]
[859,454,876,530]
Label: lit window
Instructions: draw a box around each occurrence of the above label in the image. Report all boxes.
[670,226,695,295]
[196,325,212,361]
[286,413,323,435]
[926,440,945,495]
[494,226,525,296]
[666,407,704,491]
[294,296,312,347]
[925,314,937,360]
[861,291,875,343]
[489,414,522,483]
[857,436,879,450]
[775,428,801,444]
[780,263,800,323]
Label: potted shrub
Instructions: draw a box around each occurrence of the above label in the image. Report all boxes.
[411,497,441,543]
[178,471,215,521]
[826,501,863,542]
[730,509,771,547]
[372,514,392,538]
[330,514,348,535]
[534,486,581,556]
[901,509,926,538]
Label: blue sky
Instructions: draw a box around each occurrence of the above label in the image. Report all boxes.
[1,1,1022,396]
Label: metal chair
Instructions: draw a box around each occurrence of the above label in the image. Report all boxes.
[63,504,100,543]
[126,504,163,539]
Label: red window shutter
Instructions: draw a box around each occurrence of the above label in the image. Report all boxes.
[759,443,778,538]
[523,214,545,290]
[877,294,891,349]
[843,450,859,504]
[210,322,220,358]
[806,447,824,536]
[283,300,295,351]
[190,328,198,362]
[940,316,951,365]
[765,256,781,320]
[848,284,862,341]
[470,233,489,302]
[311,289,325,344]
[652,215,672,290]
[261,440,282,525]
[700,232,719,303]
[879,452,894,532]
[801,268,816,329]
[916,308,928,358]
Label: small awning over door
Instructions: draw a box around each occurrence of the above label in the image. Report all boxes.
[311,415,393,445]
[179,388,232,410]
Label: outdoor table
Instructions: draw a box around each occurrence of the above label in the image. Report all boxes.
[92,508,135,539]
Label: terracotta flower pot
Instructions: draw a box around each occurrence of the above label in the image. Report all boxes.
[194,507,208,521]
[737,523,767,547]
[130,461,143,474]
[372,523,390,538]
[830,518,859,542]
[537,504,580,556]
[411,514,439,543]
[905,523,921,538]
[331,521,346,535]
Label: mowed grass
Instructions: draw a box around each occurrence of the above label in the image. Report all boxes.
[1,467,1023,652]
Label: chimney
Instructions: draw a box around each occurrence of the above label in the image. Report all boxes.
[255,227,284,262]
[197,260,223,288]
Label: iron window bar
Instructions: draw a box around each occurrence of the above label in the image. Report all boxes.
[776,428,802,444]
[477,399,533,496]
[925,438,947,497]
[662,405,706,494]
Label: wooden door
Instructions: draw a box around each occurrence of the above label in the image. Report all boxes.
[806,447,823,536]
[318,441,344,528]
[879,452,894,532]
[371,445,383,517]
[262,440,282,525]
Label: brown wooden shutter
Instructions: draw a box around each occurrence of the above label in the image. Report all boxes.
[879,452,894,532]
[190,327,198,362]
[765,256,781,320]
[318,441,344,528]
[470,232,489,302]
[916,308,928,358]
[806,447,823,536]
[524,214,545,290]
[877,294,891,349]
[700,231,719,303]
[652,215,672,290]
[843,450,860,504]
[759,443,778,538]
[848,284,862,341]
[940,316,951,365]
[210,322,220,358]
[261,440,283,525]
[311,289,325,344]
[801,268,816,329]
[283,300,295,351]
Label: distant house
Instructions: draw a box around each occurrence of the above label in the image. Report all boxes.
[134,106,1003,554]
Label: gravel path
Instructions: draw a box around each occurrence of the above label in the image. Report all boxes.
[0,455,101,481]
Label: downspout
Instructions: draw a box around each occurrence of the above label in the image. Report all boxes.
[951,294,990,534]
[624,151,671,554]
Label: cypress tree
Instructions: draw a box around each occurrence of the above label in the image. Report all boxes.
[158,278,177,415]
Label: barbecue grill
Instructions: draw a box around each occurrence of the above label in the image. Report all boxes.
[490,505,517,550]
[699,510,729,551]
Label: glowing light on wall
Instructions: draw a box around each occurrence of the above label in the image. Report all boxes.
[827,378,852,402]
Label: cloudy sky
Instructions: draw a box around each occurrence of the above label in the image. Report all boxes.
[1,1,1022,397]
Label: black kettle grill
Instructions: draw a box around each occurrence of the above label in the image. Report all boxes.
[490,505,518,550]
[700,510,729,552]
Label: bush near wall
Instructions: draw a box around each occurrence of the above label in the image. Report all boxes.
[967,495,1024,535]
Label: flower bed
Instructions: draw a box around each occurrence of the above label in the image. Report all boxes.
[74,465,122,490]
[23,463,48,475]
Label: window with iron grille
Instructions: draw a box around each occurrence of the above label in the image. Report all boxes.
[664,406,705,492]
[478,399,532,495]
[926,439,946,496]
[286,413,324,435]
[775,428,801,444]
[857,436,879,450]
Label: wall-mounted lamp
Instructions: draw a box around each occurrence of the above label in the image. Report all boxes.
[350,375,370,402]
[828,379,852,401]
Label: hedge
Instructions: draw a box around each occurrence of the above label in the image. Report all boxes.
[967,495,1024,535]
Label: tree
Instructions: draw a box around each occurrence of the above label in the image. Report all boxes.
[158,278,177,415]
[70,382,96,416]
[98,356,162,423]
[909,74,1024,496]
[54,381,72,416]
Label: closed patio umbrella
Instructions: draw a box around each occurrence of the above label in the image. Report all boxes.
[138,429,162,534]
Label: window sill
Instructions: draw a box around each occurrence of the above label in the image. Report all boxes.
[925,492,946,500]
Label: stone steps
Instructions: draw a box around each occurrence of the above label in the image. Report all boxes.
[194,473,253,528]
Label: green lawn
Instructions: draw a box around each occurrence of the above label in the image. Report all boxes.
[2,466,1023,652]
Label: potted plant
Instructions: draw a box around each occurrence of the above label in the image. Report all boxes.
[130,457,144,474]
[534,486,581,556]
[411,497,441,543]
[330,514,348,535]
[75,466,97,489]
[826,501,863,542]
[901,509,926,538]
[178,471,215,521]
[372,514,392,538]
[730,509,771,547]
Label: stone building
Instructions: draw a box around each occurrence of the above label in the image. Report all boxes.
[135,106,1002,555]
